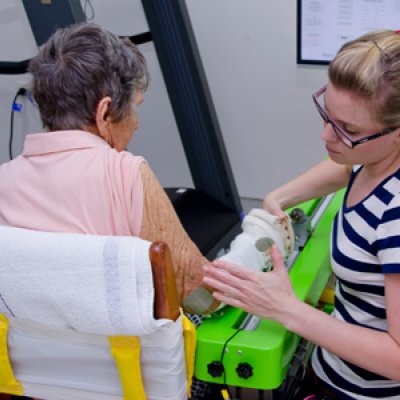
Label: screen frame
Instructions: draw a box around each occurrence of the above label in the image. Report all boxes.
[297,0,400,65]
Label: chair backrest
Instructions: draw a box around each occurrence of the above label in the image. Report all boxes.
[149,241,180,321]
[0,227,191,400]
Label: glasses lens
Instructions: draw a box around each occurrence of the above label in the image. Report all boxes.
[313,89,330,124]
[330,124,352,148]
[313,88,354,148]
[314,100,328,123]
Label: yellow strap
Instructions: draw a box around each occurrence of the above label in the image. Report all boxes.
[182,315,196,398]
[0,314,24,396]
[0,313,193,400]
[108,336,146,400]
[110,316,196,400]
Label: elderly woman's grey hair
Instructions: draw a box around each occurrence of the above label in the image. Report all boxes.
[28,22,149,131]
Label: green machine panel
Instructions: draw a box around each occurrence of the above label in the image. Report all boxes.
[195,191,344,389]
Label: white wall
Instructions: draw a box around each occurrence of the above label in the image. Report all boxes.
[186,0,328,198]
[0,0,329,200]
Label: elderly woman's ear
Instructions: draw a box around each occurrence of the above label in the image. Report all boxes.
[95,96,113,144]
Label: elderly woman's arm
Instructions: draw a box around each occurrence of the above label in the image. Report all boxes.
[139,162,219,312]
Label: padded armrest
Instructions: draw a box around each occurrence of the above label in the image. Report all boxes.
[150,241,180,321]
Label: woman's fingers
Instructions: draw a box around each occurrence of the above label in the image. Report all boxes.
[263,195,286,219]
[203,263,254,310]
[270,244,285,271]
[210,259,258,280]
[203,273,244,299]
[203,262,247,291]
[212,291,248,310]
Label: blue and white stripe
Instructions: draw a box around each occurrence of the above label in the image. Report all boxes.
[312,167,400,399]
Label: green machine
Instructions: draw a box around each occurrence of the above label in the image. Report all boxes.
[195,191,344,394]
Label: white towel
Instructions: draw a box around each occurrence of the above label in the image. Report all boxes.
[0,226,170,336]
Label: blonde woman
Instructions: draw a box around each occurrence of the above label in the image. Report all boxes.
[204,30,400,400]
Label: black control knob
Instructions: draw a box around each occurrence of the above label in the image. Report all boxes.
[236,362,253,379]
[290,207,306,224]
[207,361,224,377]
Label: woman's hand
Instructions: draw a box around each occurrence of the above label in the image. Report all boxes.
[203,245,298,323]
[263,193,287,220]
[262,160,351,221]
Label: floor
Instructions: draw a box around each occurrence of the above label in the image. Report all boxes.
[225,387,276,400]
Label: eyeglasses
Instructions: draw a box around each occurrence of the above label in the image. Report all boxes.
[312,85,397,149]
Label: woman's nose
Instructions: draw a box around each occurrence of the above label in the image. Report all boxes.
[320,122,338,143]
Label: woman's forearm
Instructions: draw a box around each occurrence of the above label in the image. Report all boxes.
[283,299,400,381]
[264,159,351,211]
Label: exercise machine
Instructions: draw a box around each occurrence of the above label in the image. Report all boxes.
[195,191,343,399]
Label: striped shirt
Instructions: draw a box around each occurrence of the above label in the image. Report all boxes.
[312,166,400,400]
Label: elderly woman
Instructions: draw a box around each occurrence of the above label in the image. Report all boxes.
[0,22,221,400]
[0,22,218,311]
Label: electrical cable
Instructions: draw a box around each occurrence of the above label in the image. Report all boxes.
[219,328,243,399]
[127,32,152,45]
[0,59,30,75]
[9,88,27,160]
